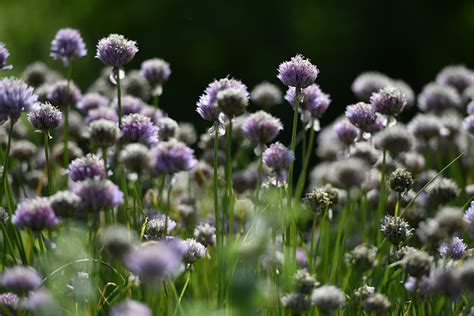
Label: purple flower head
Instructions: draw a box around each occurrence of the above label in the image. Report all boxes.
[335,120,359,145]
[242,110,283,145]
[345,102,377,132]
[307,91,331,119]
[436,65,474,92]
[76,93,108,114]
[0,42,12,71]
[12,197,59,232]
[50,28,87,67]
[150,139,197,174]
[0,77,37,125]
[0,266,42,294]
[110,300,152,316]
[68,154,106,182]
[140,105,165,123]
[196,78,248,121]
[467,101,474,115]
[263,142,294,186]
[0,292,19,311]
[156,117,178,141]
[121,113,158,147]
[417,83,461,112]
[86,107,118,123]
[407,114,442,140]
[124,242,183,282]
[96,34,138,69]
[392,80,415,107]
[439,237,467,260]
[250,81,282,107]
[285,84,331,119]
[277,54,319,88]
[114,95,144,116]
[140,58,171,87]
[405,275,433,296]
[182,238,206,265]
[145,214,177,240]
[465,201,474,224]
[464,115,474,135]
[370,86,407,116]
[28,102,62,131]
[47,80,82,108]
[352,72,392,102]
[366,113,385,134]
[73,178,123,212]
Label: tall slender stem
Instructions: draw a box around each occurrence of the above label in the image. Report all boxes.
[44,132,53,195]
[116,71,123,129]
[101,147,108,176]
[63,62,73,180]
[0,121,13,206]
[225,120,234,238]
[295,126,316,200]
[213,122,220,248]
[287,87,301,207]
[255,153,263,201]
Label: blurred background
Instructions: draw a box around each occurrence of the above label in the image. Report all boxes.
[1,0,474,138]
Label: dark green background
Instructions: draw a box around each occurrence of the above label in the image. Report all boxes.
[1,0,473,137]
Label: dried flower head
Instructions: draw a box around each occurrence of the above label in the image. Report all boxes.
[402,249,433,277]
[303,188,332,214]
[380,215,413,245]
[345,244,378,271]
[388,168,414,193]
[362,293,391,313]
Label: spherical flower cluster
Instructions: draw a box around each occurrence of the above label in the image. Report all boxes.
[86,107,118,123]
[345,102,377,132]
[194,223,216,247]
[436,65,474,92]
[250,81,282,107]
[345,244,378,271]
[463,115,474,135]
[68,154,106,182]
[0,42,12,71]
[150,139,197,174]
[114,95,144,116]
[334,120,359,145]
[388,168,414,193]
[182,238,206,265]
[380,215,413,245]
[100,225,136,259]
[370,86,407,116]
[156,117,178,141]
[285,84,331,122]
[263,142,294,186]
[49,190,80,217]
[12,197,59,232]
[351,71,392,101]
[310,285,346,314]
[47,80,82,108]
[121,114,158,147]
[124,242,183,282]
[21,62,58,88]
[417,83,461,112]
[76,93,108,114]
[216,87,249,117]
[28,102,62,131]
[402,249,433,277]
[50,28,87,66]
[439,237,467,259]
[73,178,124,212]
[373,124,413,156]
[196,77,248,121]
[0,266,42,294]
[96,34,138,69]
[0,77,37,124]
[277,54,319,88]
[109,300,151,316]
[241,111,283,145]
[120,143,152,175]
[140,58,171,88]
[89,119,119,148]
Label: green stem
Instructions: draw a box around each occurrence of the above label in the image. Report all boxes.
[213,122,220,249]
[295,125,316,200]
[226,120,234,238]
[63,62,72,180]
[153,95,159,108]
[101,147,108,175]
[116,71,122,129]
[255,152,263,201]
[173,272,191,316]
[44,132,53,195]
[0,121,13,207]
[287,86,300,207]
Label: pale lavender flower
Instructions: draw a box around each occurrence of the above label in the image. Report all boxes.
[96,34,138,69]
[285,84,331,120]
[392,80,415,106]
[277,54,319,88]
[417,83,461,112]
[0,266,41,294]
[405,275,433,296]
[89,119,119,148]
[140,58,171,88]
[335,120,359,145]
[47,80,82,108]
[370,86,407,116]
[407,114,442,140]
[156,117,178,141]
[263,142,294,186]
[352,71,392,101]
[114,95,144,116]
[0,42,12,71]
[73,178,123,212]
[109,300,151,316]
[436,65,474,92]
[366,113,385,134]
[0,77,37,124]
[182,238,206,265]
[464,115,474,135]
[77,93,108,114]
[0,292,19,312]
[311,285,346,314]
[345,102,377,132]
[68,154,106,182]
[28,102,62,131]
[250,81,282,107]
[465,202,474,224]
[439,237,467,259]
[121,113,158,147]
[150,139,197,174]
[144,214,177,240]
[467,101,474,115]
[12,197,59,232]
[242,111,283,145]
[50,28,87,66]
[124,243,183,282]
[86,107,118,123]
[196,78,248,121]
